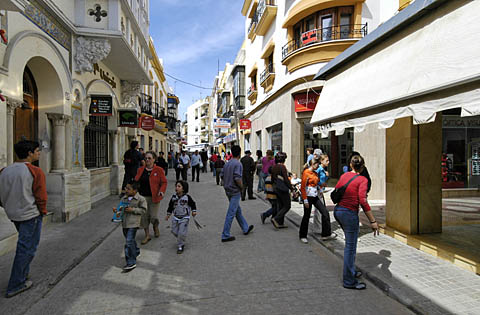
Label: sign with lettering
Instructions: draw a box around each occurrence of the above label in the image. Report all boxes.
[118,109,138,127]
[140,115,155,131]
[239,119,251,130]
[294,93,319,112]
[93,63,116,89]
[443,116,480,128]
[89,95,113,116]
[214,118,231,129]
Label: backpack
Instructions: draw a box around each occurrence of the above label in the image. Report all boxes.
[330,175,359,204]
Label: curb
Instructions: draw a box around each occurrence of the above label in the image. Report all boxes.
[253,190,426,315]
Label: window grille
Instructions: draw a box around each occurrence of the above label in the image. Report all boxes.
[84,116,108,168]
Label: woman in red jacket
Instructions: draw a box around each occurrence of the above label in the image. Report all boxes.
[334,155,378,290]
[135,151,168,244]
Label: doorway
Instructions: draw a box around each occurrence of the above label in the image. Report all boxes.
[14,67,38,159]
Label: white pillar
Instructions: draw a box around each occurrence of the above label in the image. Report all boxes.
[111,130,119,165]
[47,113,71,172]
[6,98,22,164]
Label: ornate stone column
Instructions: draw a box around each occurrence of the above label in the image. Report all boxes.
[6,98,23,164]
[111,130,119,165]
[47,113,71,172]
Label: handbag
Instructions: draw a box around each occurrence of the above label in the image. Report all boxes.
[274,177,290,193]
[330,175,359,204]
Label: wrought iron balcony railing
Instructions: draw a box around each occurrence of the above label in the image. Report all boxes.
[260,63,274,84]
[257,0,275,23]
[282,24,368,60]
[247,86,257,97]
[139,93,153,115]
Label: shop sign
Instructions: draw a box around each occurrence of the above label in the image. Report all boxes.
[93,64,117,89]
[214,118,231,129]
[443,116,480,128]
[118,109,138,127]
[89,95,113,116]
[140,115,155,131]
[239,119,251,130]
[224,133,237,143]
[294,93,319,112]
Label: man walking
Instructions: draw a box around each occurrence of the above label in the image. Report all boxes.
[240,150,256,201]
[0,140,47,298]
[221,145,254,242]
[179,151,190,181]
[190,150,201,182]
[156,151,168,176]
[200,149,208,173]
[122,141,143,193]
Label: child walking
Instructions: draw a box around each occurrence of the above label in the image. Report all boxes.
[165,180,197,254]
[114,181,147,271]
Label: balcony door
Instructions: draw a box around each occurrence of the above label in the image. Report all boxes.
[15,68,38,154]
[320,15,333,41]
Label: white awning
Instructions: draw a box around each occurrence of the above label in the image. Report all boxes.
[311,1,480,136]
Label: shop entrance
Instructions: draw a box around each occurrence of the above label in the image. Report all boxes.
[14,67,38,153]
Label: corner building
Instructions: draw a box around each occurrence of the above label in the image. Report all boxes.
[241,0,398,188]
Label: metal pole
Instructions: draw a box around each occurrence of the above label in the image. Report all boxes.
[233,101,240,145]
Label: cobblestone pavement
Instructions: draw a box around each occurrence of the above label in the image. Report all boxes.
[1,171,412,315]
[278,191,480,315]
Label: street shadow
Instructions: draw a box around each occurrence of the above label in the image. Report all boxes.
[356,250,392,279]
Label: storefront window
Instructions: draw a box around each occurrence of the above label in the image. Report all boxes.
[442,111,480,188]
[84,116,108,169]
[268,123,282,155]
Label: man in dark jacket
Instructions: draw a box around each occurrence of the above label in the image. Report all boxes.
[240,150,256,201]
[122,141,143,192]
[156,151,168,176]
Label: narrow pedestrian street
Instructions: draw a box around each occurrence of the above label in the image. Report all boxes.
[1,172,411,315]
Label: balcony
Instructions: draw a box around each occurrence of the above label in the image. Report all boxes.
[139,93,153,115]
[247,85,258,104]
[260,63,275,92]
[255,0,277,36]
[248,13,257,41]
[282,24,367,72]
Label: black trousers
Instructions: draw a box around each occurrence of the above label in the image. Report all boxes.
[241,173,254,199]
[191,165,200,181]
[181,166,188,181]
[122,171,136,190]
[299,196,332,238]
[273,190,291,225]
[175,168,182,181]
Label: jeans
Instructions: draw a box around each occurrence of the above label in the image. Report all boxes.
[334,206,359,287]
[7,215,42,294]
[262,199,277,218]
[299,196,332,238]
[123,228,140,266]
[191,165,200,181]
[257,172,267,191]
[272,190,291,225]
[222,194,249,239]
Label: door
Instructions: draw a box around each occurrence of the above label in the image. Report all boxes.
[15,68,38,146]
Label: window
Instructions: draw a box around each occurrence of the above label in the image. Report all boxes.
[244,134,251,152]
[84,116,108,168]
[140,135,145,149]
[155,139,158,153]
[256,130,262,151]
[321,15,333,41]
[149,136,153,151]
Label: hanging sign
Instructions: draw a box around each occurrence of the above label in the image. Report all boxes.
[294,93,319,112]
[140,115,155,131]
[214,118,231,129]
[239,119,251,130]
[118,109,138,127]
[89,95,113,116]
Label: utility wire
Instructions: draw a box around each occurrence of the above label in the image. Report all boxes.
[164,72,214,90]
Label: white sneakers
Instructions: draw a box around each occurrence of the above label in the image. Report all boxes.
[300,238,309,244]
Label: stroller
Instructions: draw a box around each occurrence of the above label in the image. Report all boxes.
[289,173,303,204]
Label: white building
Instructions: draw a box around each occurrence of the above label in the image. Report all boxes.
[0,0,151,254]
[185,98,211,152]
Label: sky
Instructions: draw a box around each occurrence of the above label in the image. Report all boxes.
[149,0,245,121]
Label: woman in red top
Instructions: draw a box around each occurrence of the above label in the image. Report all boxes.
[135,151,168,244]
[334,155,378,290]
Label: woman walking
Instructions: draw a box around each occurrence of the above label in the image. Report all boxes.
[334,155,378,290]
[173,152,182,181]
[270,152,293,229]
[135,151,168,244]
[260,150,275,193]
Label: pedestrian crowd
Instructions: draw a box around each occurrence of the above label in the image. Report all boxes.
[0,138,379,298]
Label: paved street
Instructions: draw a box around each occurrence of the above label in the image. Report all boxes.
[0,172,411,315]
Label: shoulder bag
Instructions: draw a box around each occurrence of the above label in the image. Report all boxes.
[330,175,359,204]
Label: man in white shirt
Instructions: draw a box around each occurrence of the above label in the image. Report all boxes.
[179,151,190,181]
[190,150,202,182]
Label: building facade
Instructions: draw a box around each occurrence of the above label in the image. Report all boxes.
[0,0,157,254]
[240,0,398,192]
[185,97,211,152]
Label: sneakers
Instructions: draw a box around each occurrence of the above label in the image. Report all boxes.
[248,197,257,200]
[123,264,136,271]
[322,232,338,241]
[271,218,280,229]
[221,236,236,242]
[300,238,309,244]
[141,236,151,245]
[177,246,184,254]
[5,280,33,298]
[244,225,254,235]
[344,282,366,290]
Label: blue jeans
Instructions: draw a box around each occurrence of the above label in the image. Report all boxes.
[334,206,359,287]
[222,194,249,239]
[262,199,277,218]
[123,228,140,266]
[7,215,42,294]
[257,172,266,191]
